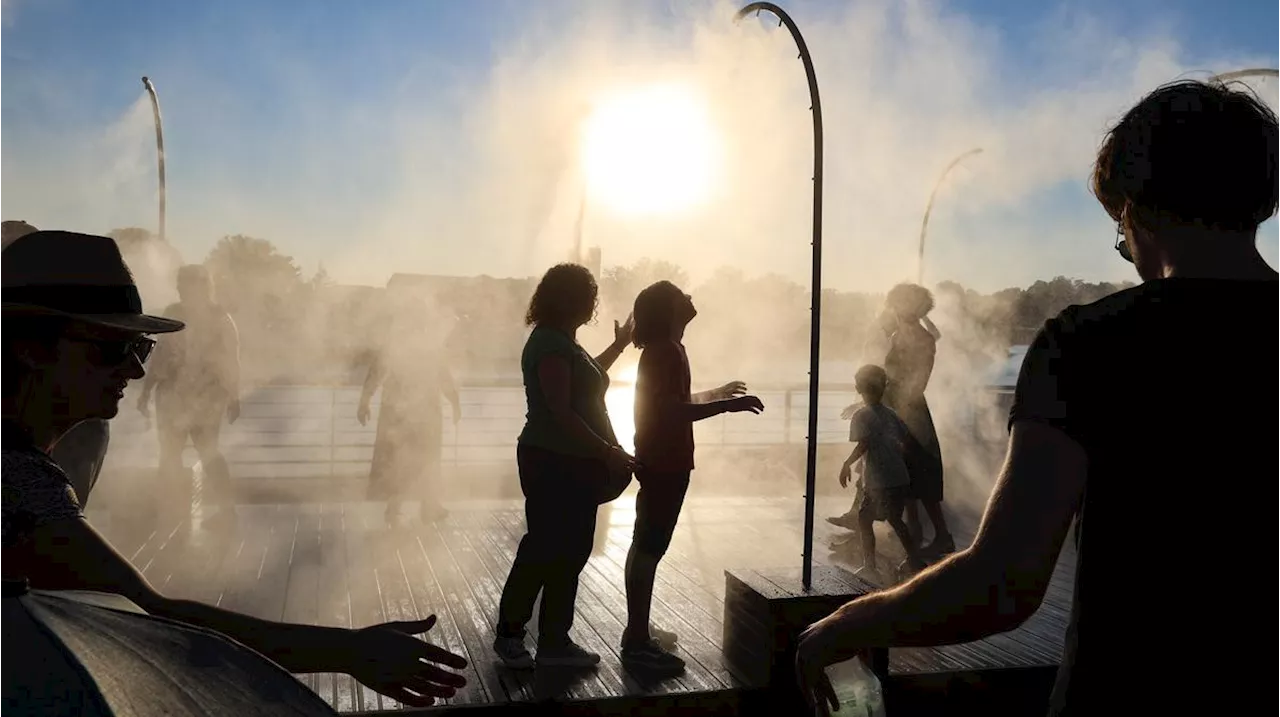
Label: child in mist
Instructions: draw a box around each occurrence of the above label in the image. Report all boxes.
[624,280,764,673]
[840,364,925,579]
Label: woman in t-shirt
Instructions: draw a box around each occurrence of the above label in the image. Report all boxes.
[493,263,635,670]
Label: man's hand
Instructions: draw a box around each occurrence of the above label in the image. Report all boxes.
[714,381,748,401]
[798,617,870,717]
[613,314,635,348]
[137,391,152,419]
[357,403,371,426]
[344,616,469,707]
[838,463,852,489]
[226,399,241,424]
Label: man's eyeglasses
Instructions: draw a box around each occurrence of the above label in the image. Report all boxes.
[1114,221,1133,263]
[68,336,157,366]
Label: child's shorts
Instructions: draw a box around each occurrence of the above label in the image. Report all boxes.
[858,485,910,522]
[632,469,692,555]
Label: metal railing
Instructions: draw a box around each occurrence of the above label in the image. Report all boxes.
[105,380,1007,481]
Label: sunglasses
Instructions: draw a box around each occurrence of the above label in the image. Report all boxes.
[1114,221,1134,263]
[67,336,157,366]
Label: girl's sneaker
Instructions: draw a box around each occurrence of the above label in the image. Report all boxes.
[536,641,600,668]
[493,636,534,669]
[622,639,686,673]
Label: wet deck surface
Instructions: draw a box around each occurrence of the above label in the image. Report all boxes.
[90,496,1070,712]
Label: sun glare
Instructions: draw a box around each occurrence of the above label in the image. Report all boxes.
[605,362,639,454]
[581,84,718,216]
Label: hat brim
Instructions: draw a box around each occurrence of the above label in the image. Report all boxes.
[2,303,185,334]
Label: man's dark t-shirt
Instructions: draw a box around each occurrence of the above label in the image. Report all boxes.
[1009,277,1278,716]
[633,339,694,472]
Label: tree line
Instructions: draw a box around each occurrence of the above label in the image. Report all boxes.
[110,229,1134,386]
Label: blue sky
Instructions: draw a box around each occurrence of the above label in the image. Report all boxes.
[3,0,1277,292]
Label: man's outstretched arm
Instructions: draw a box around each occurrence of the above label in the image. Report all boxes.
[796,419,1086,667]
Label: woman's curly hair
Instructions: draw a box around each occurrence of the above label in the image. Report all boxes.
[885,283,934,320]
[525,263,598,328]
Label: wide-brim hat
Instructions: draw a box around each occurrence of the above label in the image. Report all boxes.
[2,230,184,334]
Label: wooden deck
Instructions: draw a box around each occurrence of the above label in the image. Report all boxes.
[89,495,1070,713]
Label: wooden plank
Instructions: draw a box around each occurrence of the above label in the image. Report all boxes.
[420,516,535,703]
[281,505,322,694]
[395,524,487,706]
[315,504,360,713]
[343,506,393,712]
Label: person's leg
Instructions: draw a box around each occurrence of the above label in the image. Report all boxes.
[920,500,955,555]
[418,428,448,523]
[904,498,925,545]
[156,402,190,515]
[621,472,688,671]
[189,403,233,513]
[856,496,878,572]
[884,490,925,571]
[533,454,602,665]
[496,446,551,641]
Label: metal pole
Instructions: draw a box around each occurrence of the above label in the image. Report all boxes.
[735,2,824,590]
[917,147,981,285]
[141,77,167,244]
[573,187,586,264]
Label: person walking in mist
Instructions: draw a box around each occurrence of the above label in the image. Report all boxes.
[838,365,925,579]
[3,221,113,508]
[794,80,1278,717]
[136,265,240,530]
[2,231,469,707]
[622,280,763,673]
[494,263,635,670]
[357,297,462,526]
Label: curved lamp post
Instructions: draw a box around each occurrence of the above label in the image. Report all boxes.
[141,76,167,244]
[734,1,824,589]
[917,147,981,285]
[1211,68,1278,83]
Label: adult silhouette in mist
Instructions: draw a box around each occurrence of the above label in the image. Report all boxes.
[137,265,240,529]
[357,297,461,526]
[623,280,763,673]
[2,231,469,707]
[832,285,954,558]
[794,80,1278,717]
[2,221,112,508]
[494,263,635,670]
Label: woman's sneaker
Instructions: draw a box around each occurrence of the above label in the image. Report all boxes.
[650,624,679,648]
[493,636,534,669]
[622,639,686,673]
[536,641,600,668]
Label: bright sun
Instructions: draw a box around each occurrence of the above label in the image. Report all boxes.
[581,84,718,216]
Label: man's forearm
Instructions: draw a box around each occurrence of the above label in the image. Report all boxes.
[148,597,352,673]
[814,550,1028,663]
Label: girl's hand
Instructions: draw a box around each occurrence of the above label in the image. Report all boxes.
[729,395,765,414]
[605,445,636,475]
[715,381,748,400]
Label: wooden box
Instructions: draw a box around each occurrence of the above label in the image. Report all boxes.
[723,565,887,710]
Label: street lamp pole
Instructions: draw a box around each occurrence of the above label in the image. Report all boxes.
[735,1,824,590]
[1211,68,1278,82]
[141,76,167,244]
[917,147,982,285]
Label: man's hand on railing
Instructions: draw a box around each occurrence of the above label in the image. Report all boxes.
[356,402,371,426]
[226,399,240,424]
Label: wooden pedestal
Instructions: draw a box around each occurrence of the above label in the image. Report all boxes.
[723,565,887,712]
